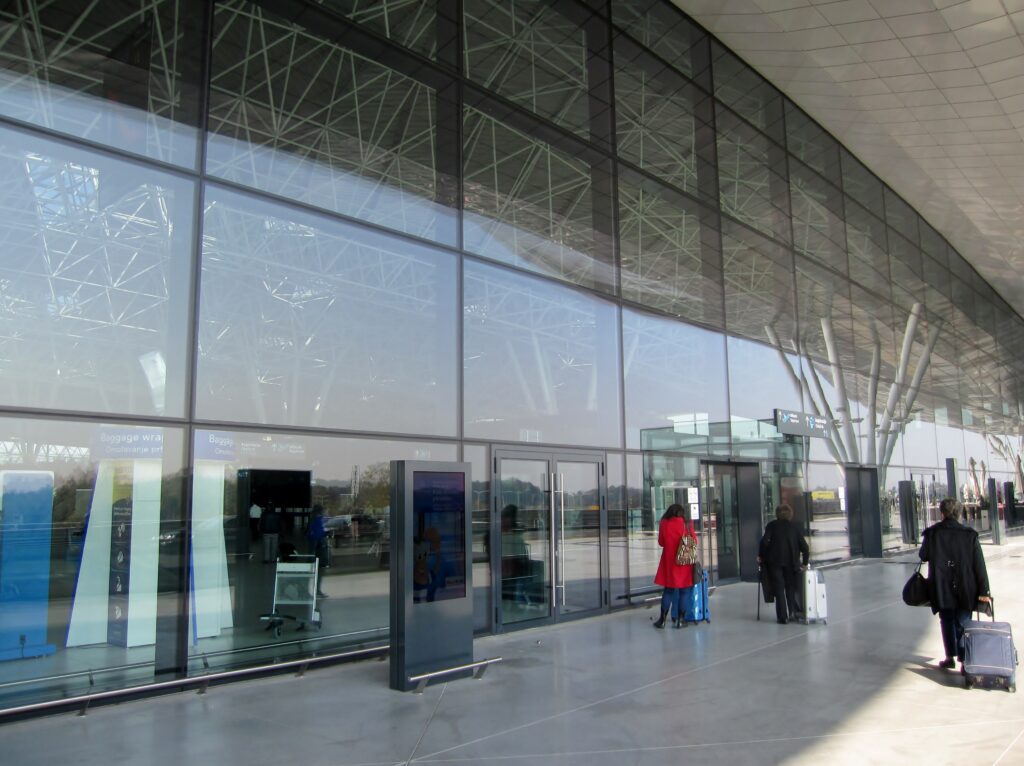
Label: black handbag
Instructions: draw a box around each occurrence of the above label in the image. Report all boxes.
[902,562,930,607]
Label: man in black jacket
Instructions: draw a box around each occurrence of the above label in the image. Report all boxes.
[758,504,809,624]
[920,498,992,670]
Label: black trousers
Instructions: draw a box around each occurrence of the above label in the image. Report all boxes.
[769,565,799,622]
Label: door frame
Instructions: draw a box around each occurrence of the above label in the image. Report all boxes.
[491,446,608,632]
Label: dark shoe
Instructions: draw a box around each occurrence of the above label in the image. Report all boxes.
[777,618,788,624]
[674,617,687,629]
[653,609,668,629]
[938,658,956,670]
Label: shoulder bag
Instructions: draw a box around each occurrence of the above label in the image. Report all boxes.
[675,532,697,567]
[901,562,930,607]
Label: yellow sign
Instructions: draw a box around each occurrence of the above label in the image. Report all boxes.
[811,490,836,500]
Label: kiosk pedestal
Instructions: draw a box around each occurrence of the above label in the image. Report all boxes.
[390,461,477,692]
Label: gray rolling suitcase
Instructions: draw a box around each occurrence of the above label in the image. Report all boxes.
[800,566,827,625]
[962,604,1017,692]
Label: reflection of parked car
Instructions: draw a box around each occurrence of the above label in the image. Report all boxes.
[351,514,383,537]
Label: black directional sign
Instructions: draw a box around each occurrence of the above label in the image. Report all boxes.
[775,409,830,438]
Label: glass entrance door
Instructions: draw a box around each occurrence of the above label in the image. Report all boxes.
[495,450,605,627]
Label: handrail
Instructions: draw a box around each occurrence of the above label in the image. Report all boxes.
[408,656,502,694]
[0,660,155,691]
[0,645,388,720]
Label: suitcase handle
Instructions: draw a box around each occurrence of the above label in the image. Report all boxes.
[975,595,995,621]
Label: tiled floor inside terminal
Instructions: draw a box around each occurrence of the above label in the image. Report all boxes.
[3,542,1023,766]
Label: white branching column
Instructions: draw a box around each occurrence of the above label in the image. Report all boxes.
[765,302,940,495]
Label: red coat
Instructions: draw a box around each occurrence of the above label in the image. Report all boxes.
[654,516,697,589]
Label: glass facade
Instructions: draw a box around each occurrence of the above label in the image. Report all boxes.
[2,0,1023,711]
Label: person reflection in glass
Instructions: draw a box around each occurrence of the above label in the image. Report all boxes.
[501,504,530,606]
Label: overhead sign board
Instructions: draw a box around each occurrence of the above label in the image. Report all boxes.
[775,409,830,438]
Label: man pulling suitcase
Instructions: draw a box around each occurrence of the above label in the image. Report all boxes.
[919,498,994,673]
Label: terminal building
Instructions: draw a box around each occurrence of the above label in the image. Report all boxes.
[1,0,1023,714]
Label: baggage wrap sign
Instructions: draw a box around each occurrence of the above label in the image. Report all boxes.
[774,409,830,438]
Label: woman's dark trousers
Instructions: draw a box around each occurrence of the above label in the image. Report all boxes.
[769,565,799,622]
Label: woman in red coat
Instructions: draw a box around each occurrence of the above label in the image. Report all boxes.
[653,503,698,629]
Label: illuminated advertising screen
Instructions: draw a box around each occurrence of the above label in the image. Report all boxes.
[411,471,466,603]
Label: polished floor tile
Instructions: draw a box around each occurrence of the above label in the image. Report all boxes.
[3,543,1023,766]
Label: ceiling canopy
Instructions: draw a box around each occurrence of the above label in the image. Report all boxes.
[673,0,1024,319]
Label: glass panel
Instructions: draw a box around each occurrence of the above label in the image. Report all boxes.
[196,186,458,435]
[888,230,924,307]
[498,458,550,624]
[841,148,883,220]
[919,220,947,265]
[623,309,729,451]
[801,358,860,465]
[789,162,846,273]
[716,105,789,243]
[711,43,783,141]
[933,399,966,469]
[463,443,491,634]
[614,37,709,197]
[628,452,700,591]
[795,255,854,369]
[0,0,201,167]
[845,199,890,299]
[848,287,897,388]
[901,394,939,469]
[463,0,589,136]
[884,187,918,244]
[785,103,840,183]
[728,336,802,451]
[323,0,439,59]
[880,466,905,551]
[612,0,707,84]
[0,416,185,709]
[0,126,193,417]
[721,219,796,347]
[463,260,622,447]
[207,1,456,245]
[189,429,455,671]
[556,460,601,614]
[617,172,722,326]
[607,452,627,604]
[463,105,614,293]
[806,462,848,563]
[708,464,739,580]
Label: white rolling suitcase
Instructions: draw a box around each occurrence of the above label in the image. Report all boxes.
[800,566,827,625]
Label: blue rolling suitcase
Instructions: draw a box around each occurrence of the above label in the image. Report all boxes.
[963,606,1017,693]
[683,570,710,624]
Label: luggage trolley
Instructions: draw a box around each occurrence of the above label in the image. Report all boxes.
[261,555,322,638]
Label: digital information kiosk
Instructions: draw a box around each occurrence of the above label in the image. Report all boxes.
[390,461,473,691]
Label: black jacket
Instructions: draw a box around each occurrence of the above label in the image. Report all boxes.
[919,518,990,614]
[759,518,809,569]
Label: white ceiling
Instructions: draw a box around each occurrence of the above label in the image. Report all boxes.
[672,0,1024,318]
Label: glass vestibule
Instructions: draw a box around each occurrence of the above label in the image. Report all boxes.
[494,449,605,628]
[700,461,761,583]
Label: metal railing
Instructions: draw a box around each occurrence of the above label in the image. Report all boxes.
[407,656,502,694]
[0,645,387,720]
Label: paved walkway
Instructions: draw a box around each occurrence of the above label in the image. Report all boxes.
[3,542,1023,766]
